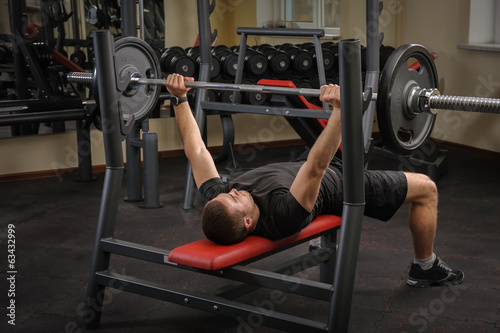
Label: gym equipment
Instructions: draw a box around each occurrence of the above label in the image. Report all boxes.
[279,44,314,74]
[301,42,336,73]
[237,46,268,76]
[377,44,438,155]
[69,49,87,67]
[217,80,242,104]
[377,43,500,154]
[69,71,358,100]
[68,41,500,155]
[160,46,196,77]
[68,36,161,125]
[212,45,239,77]
[79,27,364,333]
[257,44,291,75]
[241,79,267,105]
[188,46,221,79]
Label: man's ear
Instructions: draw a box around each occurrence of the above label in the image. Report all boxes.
[243,217,252,229]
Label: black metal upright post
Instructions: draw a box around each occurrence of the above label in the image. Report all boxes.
[362,0,380,153]
[182,0,213,209]
[124,123,143,202]
[328,39,365,333]
[121,0,137,37]
[75,119,94,182]
[8,0,31,135]
[82,30,126,329]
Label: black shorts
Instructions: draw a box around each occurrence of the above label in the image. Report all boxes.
[329,158,408,222]
[362,170,408,221]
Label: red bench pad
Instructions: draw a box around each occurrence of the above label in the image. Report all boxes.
[167,215,341,271]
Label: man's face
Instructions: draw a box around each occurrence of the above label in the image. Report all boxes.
[213,188,254,217]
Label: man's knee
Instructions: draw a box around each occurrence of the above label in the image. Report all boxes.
[423,175,438,202]
[405,172,438,204]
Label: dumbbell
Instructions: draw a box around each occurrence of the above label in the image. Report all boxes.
[301,43,336,72]
[188,46,221,79]
[256,44,290,75]
[278,44,314,75]
[212,45,238,78]
[233,45,268,77]
[241,79,267,105]
[160,46,197,77]
[70,50,87,67]
[217,80,242,104]
[291,77,314,102]
[322,42,339,72]
[380,45,395,70]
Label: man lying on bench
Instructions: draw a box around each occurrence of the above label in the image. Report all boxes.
[165,74,464,288]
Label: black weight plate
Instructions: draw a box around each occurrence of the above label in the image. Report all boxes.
[170,55,196,77]
[267,50,290,74]
[114,37,161,123]
[291,50,313,73]
[245,53,267,76]
[377,44,439,155]
[219,52,238,77]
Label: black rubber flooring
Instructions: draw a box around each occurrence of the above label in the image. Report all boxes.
[1,144,499,333]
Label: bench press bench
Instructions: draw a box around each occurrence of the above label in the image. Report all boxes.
[94,215,342,332]
[168,214,342,270]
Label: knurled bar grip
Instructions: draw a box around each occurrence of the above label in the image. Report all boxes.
[429,94,500,114]
[67,72,94,84]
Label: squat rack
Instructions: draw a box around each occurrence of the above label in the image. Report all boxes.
[82,1,365,332]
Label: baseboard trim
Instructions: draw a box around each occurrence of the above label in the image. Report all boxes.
[0,139,306,182]
[2,138,498,183]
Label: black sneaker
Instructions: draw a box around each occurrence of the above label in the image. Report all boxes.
[407,256,464,288]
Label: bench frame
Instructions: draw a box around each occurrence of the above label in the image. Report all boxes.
[87,225,339,332]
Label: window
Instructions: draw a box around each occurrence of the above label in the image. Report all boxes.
[257,0,340,37]
[457,0,500,52]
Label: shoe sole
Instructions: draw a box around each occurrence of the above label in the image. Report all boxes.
[407,272,465,288]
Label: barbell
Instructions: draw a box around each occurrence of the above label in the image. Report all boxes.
[67,38,500,155]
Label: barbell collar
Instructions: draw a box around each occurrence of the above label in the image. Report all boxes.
[407,87,440,115]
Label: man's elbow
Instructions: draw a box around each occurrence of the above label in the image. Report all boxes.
[304,160,327,179]
[185,145,210,163]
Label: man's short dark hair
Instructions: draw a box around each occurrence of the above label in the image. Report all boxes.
[202,200,248,245]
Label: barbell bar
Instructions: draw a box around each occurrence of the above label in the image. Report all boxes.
[66,39,500,155]
[67,71,500,115]
[68,72,376,99]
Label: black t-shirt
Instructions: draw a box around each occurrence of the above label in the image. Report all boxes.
[199,161,343,239]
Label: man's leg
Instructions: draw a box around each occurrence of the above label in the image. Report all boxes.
[403,172,438,260]
[403,172,464,287]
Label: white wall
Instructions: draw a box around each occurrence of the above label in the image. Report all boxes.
[398,0,500,153]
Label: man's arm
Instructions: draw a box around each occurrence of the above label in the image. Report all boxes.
[289,84,342,212]
[166,74,219,188]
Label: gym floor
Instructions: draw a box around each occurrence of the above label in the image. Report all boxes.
[1,143,499,333]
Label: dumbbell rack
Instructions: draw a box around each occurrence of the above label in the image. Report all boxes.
[181,27,333,210]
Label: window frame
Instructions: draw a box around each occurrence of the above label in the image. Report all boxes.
[257,0,340,37]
